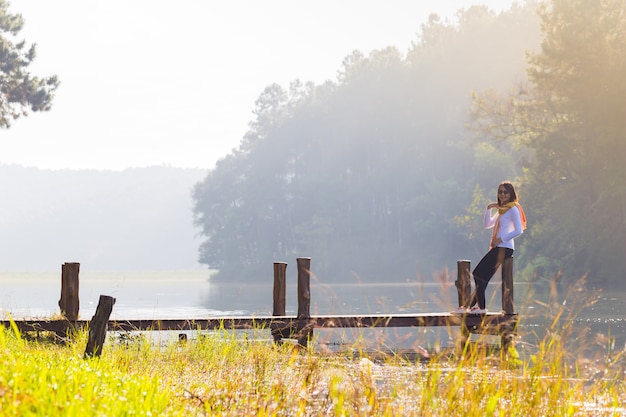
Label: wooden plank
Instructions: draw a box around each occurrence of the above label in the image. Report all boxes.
[0,319,81,334]
[2,312,517,335]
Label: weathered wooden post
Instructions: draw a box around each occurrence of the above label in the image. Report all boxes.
[501,257,515,314]
[454,260,472,353]
[296,257,312,346]
[500,257,516,351]
[59,262,80,321]
[273,262,287,316]
[84,295,116,359]
[455,260,471,308]
[297,257,311,319]
[271,262,288,343]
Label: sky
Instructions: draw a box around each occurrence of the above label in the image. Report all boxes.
[2,0,518,171]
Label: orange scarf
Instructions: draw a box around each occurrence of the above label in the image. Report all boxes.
[490,202,527,249]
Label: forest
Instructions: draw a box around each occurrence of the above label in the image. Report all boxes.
[193,0,626,286]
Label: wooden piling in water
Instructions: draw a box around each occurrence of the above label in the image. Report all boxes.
[500,257,516,350]
[296,257,314,346]
[455,260,471,308]
[272,262,288,343]
[270,258,314,346]
[455,260,472,350]
[297,257,311,320]
[59,262,80,321]
[273,262,287,316]
[502,257,515,315]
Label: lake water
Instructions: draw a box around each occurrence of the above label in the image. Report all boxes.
[0,271,465,319]
[1,271,624,353]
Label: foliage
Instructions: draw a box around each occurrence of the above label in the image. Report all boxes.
[471,0,626,283]
[0,0,59,128]
[193,0,625,286]
[193,4,541,282]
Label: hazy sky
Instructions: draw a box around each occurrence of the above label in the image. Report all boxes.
[3,0,517,171]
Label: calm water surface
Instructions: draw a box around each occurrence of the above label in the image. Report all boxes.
[0,271,460,319]
[1,271,625,350]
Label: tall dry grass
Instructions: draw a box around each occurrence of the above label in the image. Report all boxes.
[1,274,625,416]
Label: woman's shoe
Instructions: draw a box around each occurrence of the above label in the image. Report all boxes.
[451,306,468,314]
[469,306,487,314]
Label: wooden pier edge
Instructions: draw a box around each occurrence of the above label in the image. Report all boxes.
[3,258,519,354]
[1,313,517,335]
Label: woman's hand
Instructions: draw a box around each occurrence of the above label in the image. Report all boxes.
[491,237,503,247]
[487,202,499,209]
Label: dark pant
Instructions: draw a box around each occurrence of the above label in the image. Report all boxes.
[469,247,514,309]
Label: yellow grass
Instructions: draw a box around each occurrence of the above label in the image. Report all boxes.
[1,275,625,416]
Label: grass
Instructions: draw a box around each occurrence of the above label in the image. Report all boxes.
[0,327,169,416]
[2,276,626,416]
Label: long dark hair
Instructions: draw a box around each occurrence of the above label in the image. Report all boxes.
[497,181,518,206]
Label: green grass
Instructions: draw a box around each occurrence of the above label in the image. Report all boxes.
[0,327,171,416]
[1,326,625,416]
[2,277,626,416]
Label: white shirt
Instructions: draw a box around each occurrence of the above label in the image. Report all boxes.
[484,206,523,250]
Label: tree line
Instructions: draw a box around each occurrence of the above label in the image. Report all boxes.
[193,0,626,286]
[0,165,206,270]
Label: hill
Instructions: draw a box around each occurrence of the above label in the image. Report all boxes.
[0,165,207,271]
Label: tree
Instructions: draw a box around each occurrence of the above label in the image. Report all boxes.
[472,0,626,284]
[193,4,540,283]
[0,0,59,128]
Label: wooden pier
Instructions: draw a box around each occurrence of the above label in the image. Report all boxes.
[1,258,518,353]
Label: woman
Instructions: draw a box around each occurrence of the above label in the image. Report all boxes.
[453,181,527,314]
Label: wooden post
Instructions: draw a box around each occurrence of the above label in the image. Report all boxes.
[455,260,471,308]
[273,262,287,316]
[502,257,515,314]
[297,258,311,319]
[500,257,516,351]
[297,257,312,346]
[59,262,80,321]
[272,262,288,344]
[84,295,116,359]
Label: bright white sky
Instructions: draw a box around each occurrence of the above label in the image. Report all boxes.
[3,0,517,171]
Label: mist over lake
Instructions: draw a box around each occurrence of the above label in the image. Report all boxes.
[0,165,206,271]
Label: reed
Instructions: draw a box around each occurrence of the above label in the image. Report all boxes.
[1,277,625,416]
